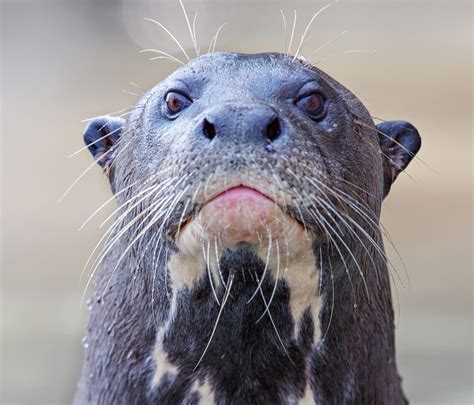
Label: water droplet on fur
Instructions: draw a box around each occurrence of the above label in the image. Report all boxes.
[354,303,358,308]
[86,299,93,311]
[81,336,89,349]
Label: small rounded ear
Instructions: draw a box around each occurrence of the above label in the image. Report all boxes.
[83,116,125,168]
[377,120,421,198]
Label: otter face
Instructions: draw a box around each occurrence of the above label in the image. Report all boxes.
[84,52,420,253]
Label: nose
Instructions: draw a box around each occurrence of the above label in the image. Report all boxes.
[199,104,283,143]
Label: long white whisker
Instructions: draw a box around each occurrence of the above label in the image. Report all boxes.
[247,231,272,304]
[208,23,227,54]
[140,49,185,65]
[100,184,190,296]
[203,240,220,305]
[256,240,280,323]
[59,140,124,203]
[193,273,234,371]
[178,0,199,57]
[306,30,348,61]
[288,10,297,55]
[255,272,294,364]
[144,18,190,61]
[82,173,191,298]
[279,10,288,55]
[293,3,334,60]
[79,171,166,231]
[214,237,227,288]
[69,126,124,158]
[321,254,335,342]
[80,105,133,123]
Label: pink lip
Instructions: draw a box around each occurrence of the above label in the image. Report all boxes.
[208,185,274,205]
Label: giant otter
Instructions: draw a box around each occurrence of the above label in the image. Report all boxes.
[75,52,421,404]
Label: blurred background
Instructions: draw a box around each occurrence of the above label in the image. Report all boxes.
[1,0,472,403]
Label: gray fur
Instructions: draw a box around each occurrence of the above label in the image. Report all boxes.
[75,52,420,404]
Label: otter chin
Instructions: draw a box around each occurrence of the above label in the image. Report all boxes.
[76,51,421,405]
[201,184,279,243]
[182,184,308,247]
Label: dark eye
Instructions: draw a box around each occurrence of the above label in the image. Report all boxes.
[296,93,326,120]
[164,91,192,116]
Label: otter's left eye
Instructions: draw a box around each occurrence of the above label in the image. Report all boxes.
[164,91,192,116]
[296,93,326,120]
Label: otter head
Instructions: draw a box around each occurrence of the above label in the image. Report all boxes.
[82,52,420,402]
[84,51,420,244]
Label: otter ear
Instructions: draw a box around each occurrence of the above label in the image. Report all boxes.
[376,120,421,198]
[83,116,125,168]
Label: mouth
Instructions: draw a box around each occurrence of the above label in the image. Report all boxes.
[173,175,312,253]
[174,181,304,246]
[206,185,275,207]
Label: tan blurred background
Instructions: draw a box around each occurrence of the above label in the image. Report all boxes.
[1,0,472,403]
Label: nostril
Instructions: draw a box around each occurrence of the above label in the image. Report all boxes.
[202,118,217,140]
[265,116,281,141]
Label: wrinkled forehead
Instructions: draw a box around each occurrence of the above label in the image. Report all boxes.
[159,52,325,99]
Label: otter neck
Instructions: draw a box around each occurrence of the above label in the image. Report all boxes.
[150,243,322,403]
[78,233,405,404]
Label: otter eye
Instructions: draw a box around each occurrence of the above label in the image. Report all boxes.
[296,93,326,120]
[164,91,191,116]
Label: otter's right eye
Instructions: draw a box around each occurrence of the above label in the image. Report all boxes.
[164,91,192,116]
[296,93,326,121]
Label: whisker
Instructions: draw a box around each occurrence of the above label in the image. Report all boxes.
[82,173,191,297]
[78,171,167,231]
[293,2,334,61]
[69,125,124,158]
[175,197,191,240]
[128,81,145,95]
[144,18,190,61]
[344,49,376,54]
[306,206,354,294]
[279,9,288,55]
[247,231,272,304]
[151,237,164,326]
[203,240,220,305]
[214,237,227,289]
[80,105,133,123]
[256,239,280,323]
[193,273,234,372]
[100,184,191,296]
[321,253,335,342]
[255,272,294,365]
[140,49,185,65]
[315,194,381,286]
[59,137,126,203]
[178,0,199,57]
[99,175,175,229]
[81,187,176,304]
[306,30,348,61]
[192,12,200,55]
[301,177,369,298]
[122,90,138,97]
[208,23,227,54]
[355,119,433,172]
[288,10,297,55]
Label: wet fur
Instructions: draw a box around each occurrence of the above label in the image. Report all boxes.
[75,52,420,404]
